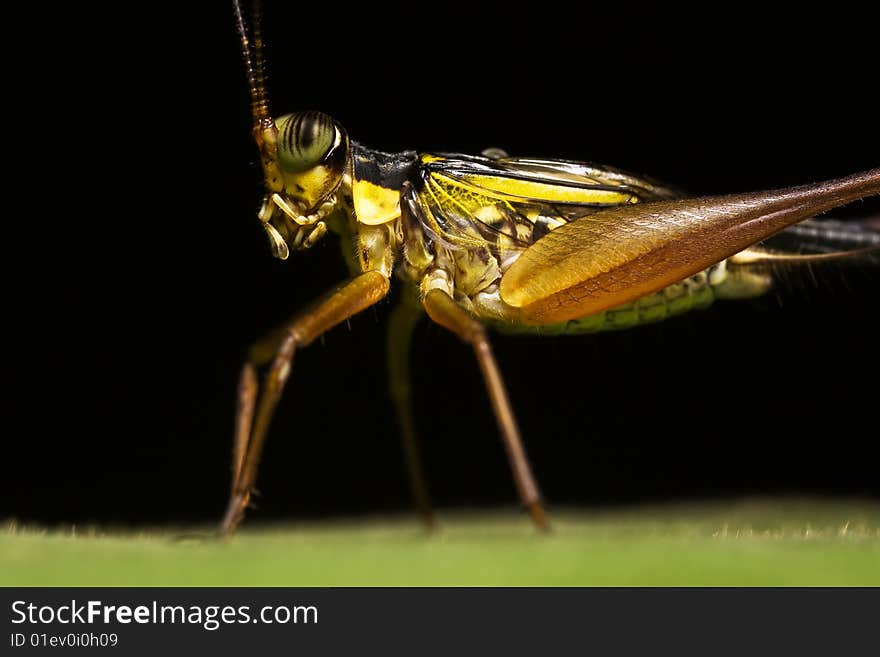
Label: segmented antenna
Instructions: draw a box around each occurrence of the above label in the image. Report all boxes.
[233,0,270,126]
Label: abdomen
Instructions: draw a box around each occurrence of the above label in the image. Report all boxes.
[492,270,716,335]
[482,259,772,335]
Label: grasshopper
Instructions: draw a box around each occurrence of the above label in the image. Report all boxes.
[221,0,879,532]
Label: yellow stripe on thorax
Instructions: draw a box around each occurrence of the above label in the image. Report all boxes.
[352,179,401,225]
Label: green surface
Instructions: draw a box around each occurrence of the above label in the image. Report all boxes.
[2,500,879,586]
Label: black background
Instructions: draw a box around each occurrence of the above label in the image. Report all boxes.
[7,4,878,526]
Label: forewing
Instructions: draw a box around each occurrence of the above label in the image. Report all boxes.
[412,154,680,254]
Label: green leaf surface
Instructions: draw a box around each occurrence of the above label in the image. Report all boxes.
[3,499,878,586]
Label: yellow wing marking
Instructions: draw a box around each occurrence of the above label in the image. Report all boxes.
[419,173,499,249]
[444,172,637,205]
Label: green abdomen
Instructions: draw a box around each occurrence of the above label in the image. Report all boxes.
[497,271,716,336]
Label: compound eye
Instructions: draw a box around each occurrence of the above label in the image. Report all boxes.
[275,111,344,173]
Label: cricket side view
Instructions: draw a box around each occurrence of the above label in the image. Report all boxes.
[221,0,880,534]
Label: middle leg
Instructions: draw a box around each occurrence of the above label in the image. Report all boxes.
[386,297,435,527]
[422,287,549,530]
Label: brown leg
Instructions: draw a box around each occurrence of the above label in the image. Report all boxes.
[422,288,549,530]
[386,298,435,528]
[220,271,391,534]
[228,326,293,497]
[231,362,258,495]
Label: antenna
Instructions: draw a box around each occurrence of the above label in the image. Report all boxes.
[233,0,270,127]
